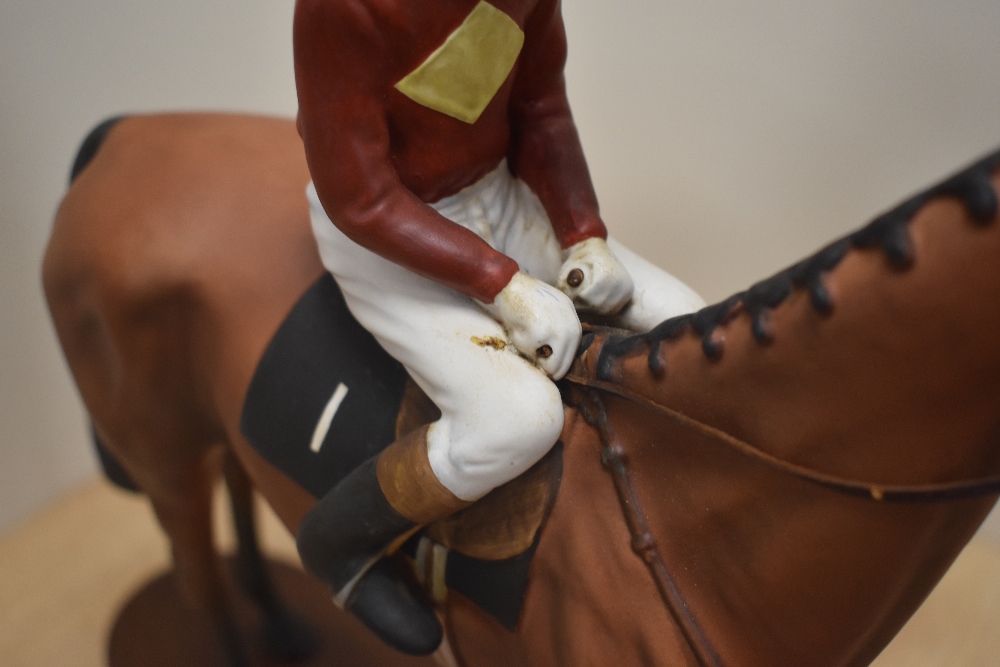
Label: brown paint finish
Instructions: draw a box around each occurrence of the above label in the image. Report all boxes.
[556,178,1000,664]
[376,425,470,524]
[44,113,1000,666]
[44,113,322,528]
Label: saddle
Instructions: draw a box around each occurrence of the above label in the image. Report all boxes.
[240,274,562,629]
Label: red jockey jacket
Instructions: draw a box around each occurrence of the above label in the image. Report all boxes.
[294,0,608,303]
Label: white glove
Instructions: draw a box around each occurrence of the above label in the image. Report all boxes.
[480,272,582,379]
[557,237,634,315]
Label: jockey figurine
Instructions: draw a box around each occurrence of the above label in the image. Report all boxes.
[292,0,704,653]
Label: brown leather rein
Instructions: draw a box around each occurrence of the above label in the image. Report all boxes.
[557,150,1000,665]
[570,386,723,667]
[566,373,1000,504]
[564,371,1000,667]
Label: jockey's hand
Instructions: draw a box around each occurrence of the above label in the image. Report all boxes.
[481,272,581,379]
[557,237,634,315]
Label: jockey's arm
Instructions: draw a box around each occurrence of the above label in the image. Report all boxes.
[293,0,517,305]
[509,0,633,315]
[294,0,579,377]
[509,0,603,248]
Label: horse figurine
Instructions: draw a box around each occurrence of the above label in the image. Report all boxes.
[44,112,1000,666]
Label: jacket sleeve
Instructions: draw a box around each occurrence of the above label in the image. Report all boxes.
[293,0,519,303]
[508,0,608,249]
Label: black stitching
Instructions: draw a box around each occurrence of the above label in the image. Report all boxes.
[595,147,1000,382]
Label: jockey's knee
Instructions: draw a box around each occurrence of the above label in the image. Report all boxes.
[428,379,563,501]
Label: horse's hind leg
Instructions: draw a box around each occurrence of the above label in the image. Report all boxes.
[147,459,249,667]
[223,452,320,661]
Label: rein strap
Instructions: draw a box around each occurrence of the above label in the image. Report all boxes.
[575,390,722,667]
[567,374,1000,503]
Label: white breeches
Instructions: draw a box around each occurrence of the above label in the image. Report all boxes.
[308,162,704,501]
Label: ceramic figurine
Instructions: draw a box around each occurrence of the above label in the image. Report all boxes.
[43,3,1000,667]
[292,0,702,653]
[47,110,1000,667]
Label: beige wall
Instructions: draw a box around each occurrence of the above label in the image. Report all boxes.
[2,1,1000,537]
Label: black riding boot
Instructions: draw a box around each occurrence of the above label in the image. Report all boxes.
[296,425,467,655]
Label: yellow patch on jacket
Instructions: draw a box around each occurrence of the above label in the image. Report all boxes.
[395,2,524,124]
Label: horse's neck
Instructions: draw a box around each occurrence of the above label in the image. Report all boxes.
[494,405,706,667]
[556,180,1000,664]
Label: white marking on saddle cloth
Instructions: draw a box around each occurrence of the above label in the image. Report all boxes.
[309,383,349,453]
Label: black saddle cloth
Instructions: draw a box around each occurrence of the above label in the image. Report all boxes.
[240,274,549,631]
[241,273,408,498]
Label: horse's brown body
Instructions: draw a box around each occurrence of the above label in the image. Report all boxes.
[44,113,1000,666]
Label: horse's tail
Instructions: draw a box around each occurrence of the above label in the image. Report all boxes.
[69,116,125,184]
[67,116,141,493]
